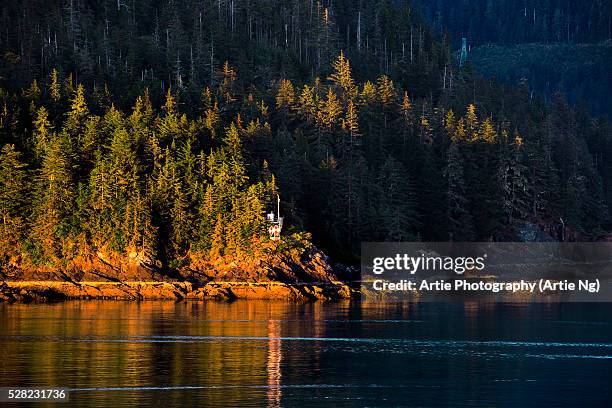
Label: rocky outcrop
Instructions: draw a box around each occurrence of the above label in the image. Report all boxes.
[0,237,355,302]
[494,221,557,242]
[181,238,340,284]
[0,281,355,302]
[186,282,353,301]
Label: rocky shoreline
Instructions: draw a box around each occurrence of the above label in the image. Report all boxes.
[0,280,356,303]
[0,237,362,303]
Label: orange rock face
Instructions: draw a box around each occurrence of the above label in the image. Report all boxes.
[0,234,353,302]
[1,281,354,302]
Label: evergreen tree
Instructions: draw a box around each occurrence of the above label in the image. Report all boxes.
[445,142,475,241]
[378,157,418,241]
[32,107,53,160]
[343,100,360,146]
[376,75,396,108]
[31,134,75,261]
[317,87,343,133]
[0,145,28,258]
[329,51,357,100]
[466,104,478,141]
[276,79,296,111]
[49,69,61,103]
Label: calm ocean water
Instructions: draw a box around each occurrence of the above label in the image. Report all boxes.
[0,301,610,407]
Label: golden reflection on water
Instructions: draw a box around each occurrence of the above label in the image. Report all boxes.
[266,320,281,407]
[0,301,341,407]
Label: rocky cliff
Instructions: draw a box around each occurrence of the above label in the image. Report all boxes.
[0,235,355,302]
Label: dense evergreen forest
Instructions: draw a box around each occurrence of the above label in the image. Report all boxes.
[414,0,612,45]
[413,0,612,117]
[0,0,611,269]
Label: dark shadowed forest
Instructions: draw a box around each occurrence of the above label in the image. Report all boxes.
[413,0,612,117]
[0,0,611,270]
